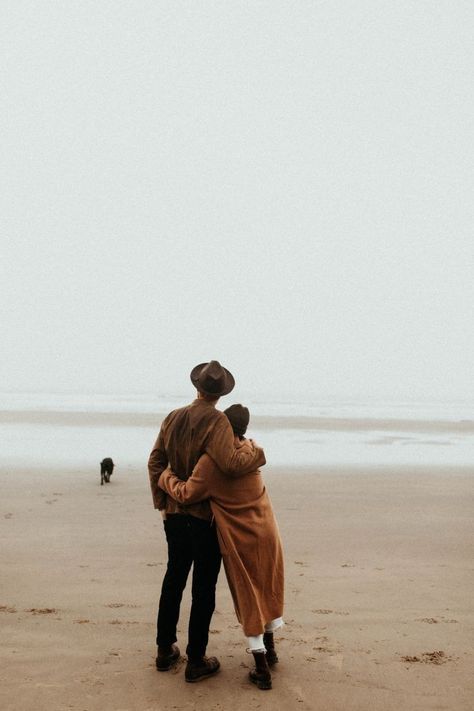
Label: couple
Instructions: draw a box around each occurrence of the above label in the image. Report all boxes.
[148,360,284,691]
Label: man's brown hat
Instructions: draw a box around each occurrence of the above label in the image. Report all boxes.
[190,360,235,397]
[224,404,250,436]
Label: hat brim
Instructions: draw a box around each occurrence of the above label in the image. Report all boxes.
[190,362,235,397]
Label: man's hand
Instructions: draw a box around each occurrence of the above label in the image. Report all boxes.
[240,437,260,451]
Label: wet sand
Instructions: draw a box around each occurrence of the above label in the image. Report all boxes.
[2,408,474,434]
[1,460,473,710]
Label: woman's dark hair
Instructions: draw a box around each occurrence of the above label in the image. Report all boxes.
[224,404,250,438]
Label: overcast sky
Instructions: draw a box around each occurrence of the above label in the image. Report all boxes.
[1,1,473,403]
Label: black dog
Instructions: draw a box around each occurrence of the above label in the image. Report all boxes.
[100,458,115,485]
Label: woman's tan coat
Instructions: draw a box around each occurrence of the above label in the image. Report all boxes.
[159,441,284,636]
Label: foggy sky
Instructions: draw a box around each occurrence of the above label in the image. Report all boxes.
[2,1,473,403]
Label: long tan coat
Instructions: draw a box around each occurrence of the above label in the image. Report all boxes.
[159,442,284,636]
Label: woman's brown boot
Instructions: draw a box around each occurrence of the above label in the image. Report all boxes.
[249,651,272,690]
[263,632,279,666]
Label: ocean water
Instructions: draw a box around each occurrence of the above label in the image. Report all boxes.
[1,393,474,468]
[2,391,474,420]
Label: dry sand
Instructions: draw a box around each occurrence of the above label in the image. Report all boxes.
[1,455,473,710]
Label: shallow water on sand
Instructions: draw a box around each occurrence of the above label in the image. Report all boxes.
[2,420,474,469]
[2,392,474,468]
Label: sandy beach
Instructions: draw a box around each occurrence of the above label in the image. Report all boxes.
[1,414,473,711]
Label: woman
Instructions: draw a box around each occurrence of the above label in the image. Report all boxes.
[159,404,284,691]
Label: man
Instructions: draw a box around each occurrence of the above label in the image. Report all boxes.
[148,360,265,683]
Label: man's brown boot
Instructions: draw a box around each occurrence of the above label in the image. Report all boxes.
[185,656,220,683]
[249,651,272,690]
[263,632,279,666]
[156,644,180,671]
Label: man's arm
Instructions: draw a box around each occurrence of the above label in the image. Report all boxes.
[148,428,168,509]
[159,463,210,505]
[206,416,266,476]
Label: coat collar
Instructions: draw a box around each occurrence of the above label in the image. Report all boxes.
[191,397,217,409]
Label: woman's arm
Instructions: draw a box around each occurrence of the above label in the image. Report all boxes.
[158,462,210,505]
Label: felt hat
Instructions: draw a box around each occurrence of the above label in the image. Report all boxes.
[190,360,235,397]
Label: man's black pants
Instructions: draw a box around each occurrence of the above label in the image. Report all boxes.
[156,514,222,659]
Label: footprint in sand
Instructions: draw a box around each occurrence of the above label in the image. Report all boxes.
[312,608,350,616]
[401,650,453,665]
[4,513,13,519]
[26,608,58,615]
[0,605,17,613]
[417,617,459,625]
[312,609,333,615]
